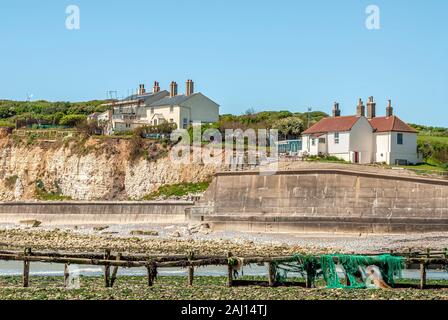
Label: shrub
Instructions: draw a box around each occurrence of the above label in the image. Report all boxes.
[59,114,87,127]
[4,175,18,189]
[142,182,211,200]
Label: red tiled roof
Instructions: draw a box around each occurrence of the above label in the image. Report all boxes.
[302,116,361,134]
[302,115,417,135]
[369,116,418,133]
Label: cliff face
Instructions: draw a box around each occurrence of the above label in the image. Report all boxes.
[0,135,217,201]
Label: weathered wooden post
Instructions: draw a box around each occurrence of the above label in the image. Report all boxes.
[23,248,31,288]
[64,264,70,288]
[147,260,157,287]
[104,249,111,288]
[419,262,427,290]
[227,252,233,287]
[110,253,122,288]
[268,262,276,287]
[187,251,194,286]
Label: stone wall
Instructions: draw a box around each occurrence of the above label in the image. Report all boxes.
[0,201,193,225]
[193,169,448,233]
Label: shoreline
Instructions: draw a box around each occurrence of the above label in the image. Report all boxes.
[1,223,448,255]
[0,276,447,300]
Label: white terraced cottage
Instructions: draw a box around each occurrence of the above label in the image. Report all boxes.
[301,97,421,165]
[102,80,220,133]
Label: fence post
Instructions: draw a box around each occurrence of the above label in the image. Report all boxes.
[104,249,111,288]
[110,253,121,288]
[23,248,31,288]
[268,262,276,287]
[64,264,70,288]
[419,262,427,290]
[227,252,233,287]
[147,260,157,287]
[187,251,194,286]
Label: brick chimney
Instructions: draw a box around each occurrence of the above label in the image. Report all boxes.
[386,99,393,117]
[153,81,160,93]
[356,98,365,117]
[138,84,146,95]
[170,81,178,98]
[332,102,341,117]
[366,96,376,119]
[186,79,194,96]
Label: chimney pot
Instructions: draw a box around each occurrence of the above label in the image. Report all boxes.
[366,96,376,119]
[138,84,146,95]
[186,79,195,96]
[170,81,178,97]
[386,99,393,117]
[357,98,365,117]
[153,81,160,93]
[332,102,341,117]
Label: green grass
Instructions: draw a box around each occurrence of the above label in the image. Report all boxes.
[142,182,211,200]
[0,276,447,300]
[418,135,448,144]
[398,161,447,173]
[306,155,347,163]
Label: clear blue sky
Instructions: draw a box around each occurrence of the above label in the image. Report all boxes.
[1,0,447,126]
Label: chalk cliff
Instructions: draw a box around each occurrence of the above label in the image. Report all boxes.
[0,134,217,201]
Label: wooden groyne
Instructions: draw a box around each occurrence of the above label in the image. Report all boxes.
[0,248,447,290]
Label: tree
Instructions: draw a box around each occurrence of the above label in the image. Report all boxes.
[59,114,87,127]
[272,117,304,139]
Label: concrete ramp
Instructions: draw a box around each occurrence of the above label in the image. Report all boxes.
[189,169,448,234]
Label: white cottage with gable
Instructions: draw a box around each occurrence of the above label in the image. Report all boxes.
[103,80,219,133]
[301,97,420,165]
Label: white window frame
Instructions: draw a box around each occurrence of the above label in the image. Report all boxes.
[334,132,340,144]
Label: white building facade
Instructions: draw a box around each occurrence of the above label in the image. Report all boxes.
[301,98,420,165]
[102,80,219,133]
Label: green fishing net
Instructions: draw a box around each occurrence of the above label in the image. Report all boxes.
[321,254,404,289]
[274,254,405,289]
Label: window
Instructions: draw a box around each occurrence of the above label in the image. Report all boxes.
[397,133,403,145]
[183,118,188,129]
[319,138,326,144]
[151,108,155,114]
[311,139,316,146]
[334,132,340,144]
[170,106,174,113]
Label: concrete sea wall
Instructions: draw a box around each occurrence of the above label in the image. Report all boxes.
[192,169,448,233]
[0,201,193,225]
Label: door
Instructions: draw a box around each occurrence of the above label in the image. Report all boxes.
[354,152,359,163]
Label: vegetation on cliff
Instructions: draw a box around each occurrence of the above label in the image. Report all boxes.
[142,182,211,200]
[0,99,108,128]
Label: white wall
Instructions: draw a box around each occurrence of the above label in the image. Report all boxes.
[327,131,350,155]
[182,93,220,124]
[374,133,390,163]
[349,117,373,164]
[374,132,419,164]
[389,132,419,164]
[144,105,180,127]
